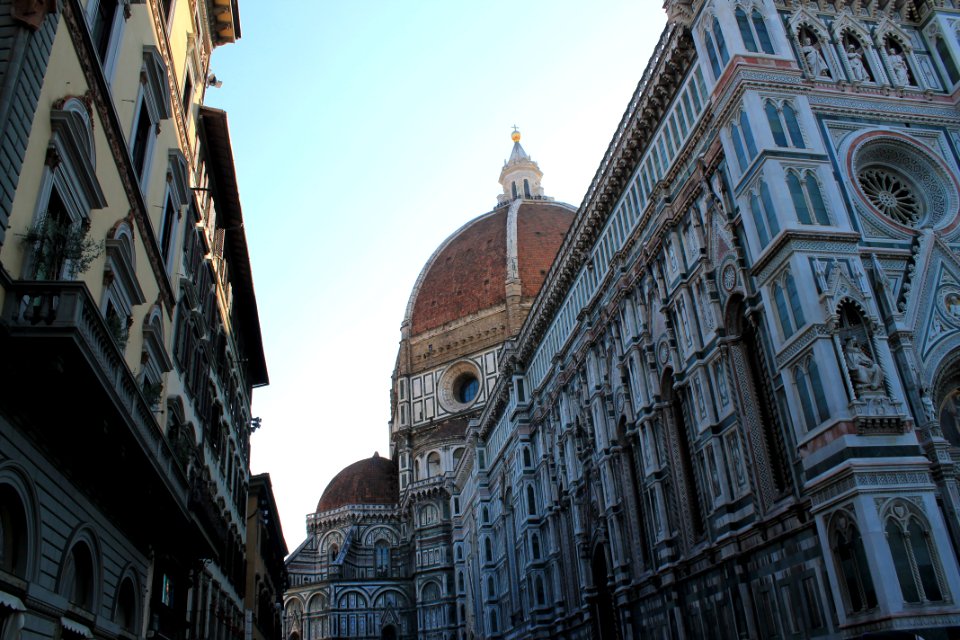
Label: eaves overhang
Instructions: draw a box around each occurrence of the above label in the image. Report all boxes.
[198,106,268,387]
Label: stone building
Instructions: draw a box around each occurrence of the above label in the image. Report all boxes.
[0,1,280,638]
[246,474,288,640]
[286,0,960,638]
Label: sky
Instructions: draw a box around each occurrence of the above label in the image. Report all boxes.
[205,1,667,551]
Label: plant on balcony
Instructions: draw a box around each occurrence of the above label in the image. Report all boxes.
[142,380,163,409]
[20,215,102,279]
[106,311,129,351]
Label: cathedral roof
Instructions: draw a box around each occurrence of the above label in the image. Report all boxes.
[316,453,398,512]
[405,201,574,335]
[403,131,574,337]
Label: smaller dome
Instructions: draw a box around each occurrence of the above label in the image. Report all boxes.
[317,454,398,512]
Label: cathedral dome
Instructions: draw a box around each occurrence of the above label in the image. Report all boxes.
[403,131,575,339]
[316,454,398,512]
[405,201,574,335]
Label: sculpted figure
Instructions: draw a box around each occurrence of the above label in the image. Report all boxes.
[846,44,870,81]
[801,36,830,78]
[888,48,911,85]
[845,337,883,392]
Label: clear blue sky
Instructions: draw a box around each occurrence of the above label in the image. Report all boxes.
[206,1,667,549]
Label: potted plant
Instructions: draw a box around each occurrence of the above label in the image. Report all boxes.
[20,215,102,279]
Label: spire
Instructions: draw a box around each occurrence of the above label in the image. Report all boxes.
[498,127,550,205]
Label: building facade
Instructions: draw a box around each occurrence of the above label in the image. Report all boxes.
[286,1,960,638]
[246,474,288,640]
[0,1,280,638]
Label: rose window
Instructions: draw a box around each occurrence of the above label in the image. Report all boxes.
[848,133,959,231]
[857,167,921,226]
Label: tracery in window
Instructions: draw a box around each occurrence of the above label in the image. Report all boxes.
[771,269,805,339]
[703,15,730,80]
[730,111,758,172]
[736,5,773,54]
[787,169,829,225]
[883,501,946,604]
[764,100,804,148]
[793,356,830,431]
[858,166,921,227]
[748,180,779,247]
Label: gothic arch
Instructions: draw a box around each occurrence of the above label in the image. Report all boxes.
[307,592,327,612]
[362,524,400,546]
[931,346,960,446]
[723,294,792,504]
[337,589,368,608]
[660,367,706,541]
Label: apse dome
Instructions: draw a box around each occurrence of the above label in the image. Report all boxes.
[316,453,398,512]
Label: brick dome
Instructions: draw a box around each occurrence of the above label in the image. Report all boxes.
[406,201,574,336]
[316,454,398,512]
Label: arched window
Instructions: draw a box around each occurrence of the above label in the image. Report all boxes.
[935,36,959,86]
[457,571,465,592]
[526,485,537,516]
[885,506,945,604]
[703,16,730,80]
[486,575,496,598]
[663,371,705,539]
[452,447,464,469]
[772,271,805,339]
[787,170,828,225]
[114,576,138,631]
[426,451,441,478]
[523,178,531,198]
[765,100,804,149]
[0,483,29,578]
[749,181,779,247]
[765,100,788,147]
[511,181,518,199]
[329,544,339,563]
[751,9,773,53]
[794,357,830,431]
[375,540,390,576]
[730,111,758,173]
[831,513,877,613]
[522,446,532,468]
[489,609,499,634]
[531,533,541,560]
[535,576,546,606]
[484,537,493,563]
[61,542,96,611]
[736,7,774,54]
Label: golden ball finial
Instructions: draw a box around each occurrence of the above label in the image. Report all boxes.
[511,125,521,143]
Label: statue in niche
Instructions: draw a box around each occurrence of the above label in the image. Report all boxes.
[888,47,911,85]
[846,43,870,81]
[801,35,831,78]
[845,337,884,394]
[945,293,960,319]
[920,387,937,423]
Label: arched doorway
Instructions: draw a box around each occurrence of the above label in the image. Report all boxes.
[591,545,618,640]
[381,624,397,640]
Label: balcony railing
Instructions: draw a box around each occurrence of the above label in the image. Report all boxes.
[1,279,191,508]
